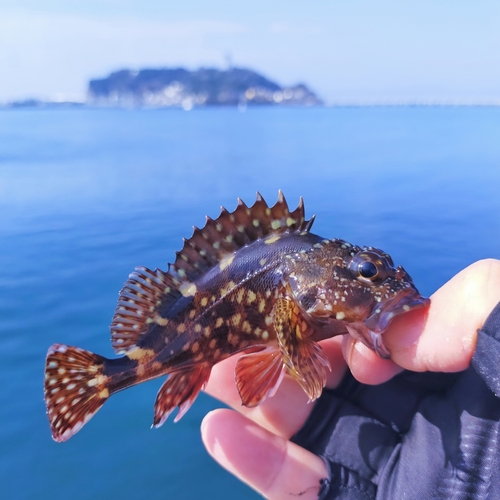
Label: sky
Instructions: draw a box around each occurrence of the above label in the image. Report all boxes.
[1,0,499,104]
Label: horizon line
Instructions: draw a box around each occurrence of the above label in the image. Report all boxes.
[2,98,500,108]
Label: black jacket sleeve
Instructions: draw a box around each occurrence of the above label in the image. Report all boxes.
[292,302,500,500]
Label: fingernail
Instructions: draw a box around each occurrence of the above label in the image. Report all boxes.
[341,336,357,366]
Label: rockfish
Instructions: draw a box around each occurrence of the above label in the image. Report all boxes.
[44,192,429,442]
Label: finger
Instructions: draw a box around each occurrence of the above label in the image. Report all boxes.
[387,259,500,372]
[204,337,347,438]
[347,259,500,377]
[342,335,403,384]
[201,409,327,500]
[205,355,311,438]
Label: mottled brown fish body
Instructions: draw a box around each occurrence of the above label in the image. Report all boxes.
[139,232,326,363]
[44,192,429,442]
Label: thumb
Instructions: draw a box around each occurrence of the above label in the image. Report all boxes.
[201,409,327,500]
[387,259,500,373]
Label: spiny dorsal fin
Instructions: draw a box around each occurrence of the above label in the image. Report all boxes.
[172,190,311,276]
[110,192,313,354]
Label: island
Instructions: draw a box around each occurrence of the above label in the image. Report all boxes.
[87,67,322,108]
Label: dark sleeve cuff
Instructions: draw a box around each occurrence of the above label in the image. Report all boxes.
[291,382,398,500]
[472,301,500,397]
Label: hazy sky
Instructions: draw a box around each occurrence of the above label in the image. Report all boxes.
[1,0,499,103]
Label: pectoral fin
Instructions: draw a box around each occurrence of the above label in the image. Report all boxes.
[272,298,331,402]
[235,347,285,407]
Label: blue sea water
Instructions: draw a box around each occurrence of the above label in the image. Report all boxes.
[0,106,499,499]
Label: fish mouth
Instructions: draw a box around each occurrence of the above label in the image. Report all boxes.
[364,290,430,334]
[361,290,430,358]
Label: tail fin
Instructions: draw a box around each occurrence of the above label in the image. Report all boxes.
[44,344,109,442]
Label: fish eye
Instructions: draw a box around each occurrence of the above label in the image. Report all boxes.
[359,261,378,279]
[348,251,390,284]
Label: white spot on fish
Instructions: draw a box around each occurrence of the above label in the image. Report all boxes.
[73,421,84,434]
[219,254,235,271]
[180,282,197,297]
[265,234,280,245]
[84,412,95,424]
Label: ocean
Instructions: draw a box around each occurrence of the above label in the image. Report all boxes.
[1,106,499,499]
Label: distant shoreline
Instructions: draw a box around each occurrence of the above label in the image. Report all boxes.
[1,101,499,109]
[3,66,498,109]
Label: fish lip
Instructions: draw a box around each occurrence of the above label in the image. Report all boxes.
[364,291,430,334]
[369,330,391,359]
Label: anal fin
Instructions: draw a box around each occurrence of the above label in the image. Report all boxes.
[153,365,211,428]
[235,347,285,407]
[273,298,331,402]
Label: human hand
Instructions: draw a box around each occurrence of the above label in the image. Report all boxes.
[201,259,500,499]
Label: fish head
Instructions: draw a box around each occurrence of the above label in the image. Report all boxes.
[287,242,429,358]
[341,247,429,357]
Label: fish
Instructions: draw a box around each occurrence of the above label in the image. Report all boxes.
[44,192,429,442]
